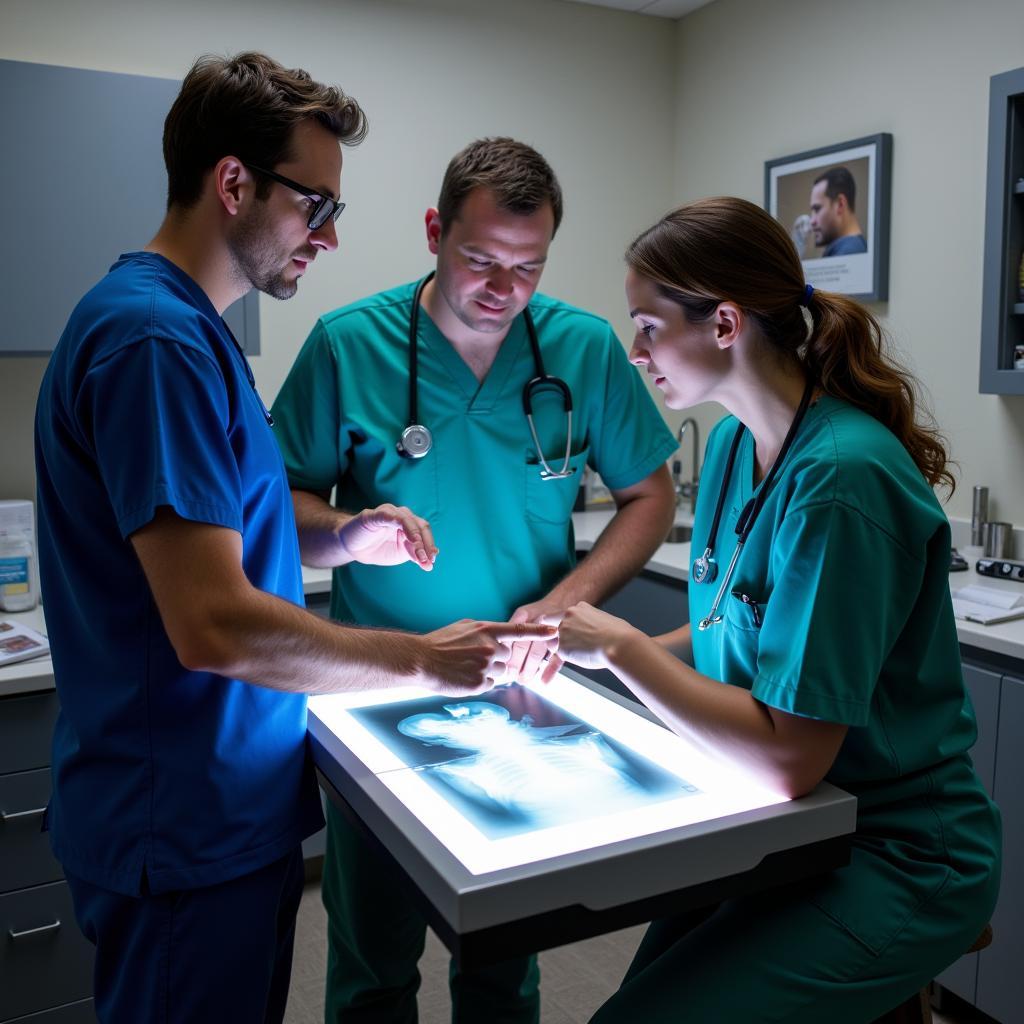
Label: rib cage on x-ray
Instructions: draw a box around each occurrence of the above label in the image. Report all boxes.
[398,701,697,833]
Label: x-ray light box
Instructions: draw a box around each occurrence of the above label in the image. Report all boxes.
[309,670,856,963]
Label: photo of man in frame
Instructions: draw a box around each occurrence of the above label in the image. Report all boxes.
[777,157,871,260]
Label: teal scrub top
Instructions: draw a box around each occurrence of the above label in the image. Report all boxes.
[271,281,677,631]
[689,396,1000,956]
[692,396,981,790]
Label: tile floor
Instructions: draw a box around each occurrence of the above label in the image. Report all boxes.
[282,880,987,1024]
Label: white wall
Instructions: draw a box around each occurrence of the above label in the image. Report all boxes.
[0,0,677,503]
[671,0,1024,523]
[8,0,1022,523]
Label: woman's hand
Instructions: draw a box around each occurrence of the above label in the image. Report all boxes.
[554,601,644,672]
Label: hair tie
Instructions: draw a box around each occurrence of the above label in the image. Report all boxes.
[801,283,814,307]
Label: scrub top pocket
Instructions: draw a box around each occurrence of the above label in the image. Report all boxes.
[524,448,589,524]
[725,590,764,632]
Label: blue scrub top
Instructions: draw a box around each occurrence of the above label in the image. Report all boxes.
[35,252,323,896]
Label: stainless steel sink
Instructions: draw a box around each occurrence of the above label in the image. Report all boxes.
[664,524,693,544]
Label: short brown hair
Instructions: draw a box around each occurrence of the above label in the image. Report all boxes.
[437,138,563,236]
[163,52,368,209]
[813,166,857,212]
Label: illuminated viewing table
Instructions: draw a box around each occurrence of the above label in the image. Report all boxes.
[308,669,857,969]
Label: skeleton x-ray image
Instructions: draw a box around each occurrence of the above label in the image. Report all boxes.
[350,684,700,839]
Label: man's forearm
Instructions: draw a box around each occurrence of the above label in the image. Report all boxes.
[181,582,421,694]
[291,489,356,568]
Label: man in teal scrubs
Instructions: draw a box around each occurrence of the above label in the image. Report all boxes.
[271,138,678,1023]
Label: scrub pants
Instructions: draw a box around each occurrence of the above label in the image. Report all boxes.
[590,781,1001,1024]
[322,801,540,1024]
[65,846,305,1024]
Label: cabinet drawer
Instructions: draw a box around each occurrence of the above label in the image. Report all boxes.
[0,769,62,894]
[0,881,94,1021]
[0,692,59,775]
[6,998,95,1022]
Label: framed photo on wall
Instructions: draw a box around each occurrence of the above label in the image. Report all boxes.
[765,133,892,301]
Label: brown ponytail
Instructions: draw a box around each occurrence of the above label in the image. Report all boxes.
[804,290,953,492]
[626,197,954,493]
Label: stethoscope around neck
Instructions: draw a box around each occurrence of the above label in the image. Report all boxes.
[694,379,815,631]
[397,272,576,480]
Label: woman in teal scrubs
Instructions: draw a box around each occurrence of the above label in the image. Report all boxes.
[553,197,1001,1023]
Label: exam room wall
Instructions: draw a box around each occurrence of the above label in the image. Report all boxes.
[0,0,676,505]
[671,0,1024,524]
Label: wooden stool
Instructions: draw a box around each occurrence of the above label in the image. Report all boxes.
[872,924,993,1024]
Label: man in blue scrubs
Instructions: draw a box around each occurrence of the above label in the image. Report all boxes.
[272,138,678,1023]
[35,57,551,1024]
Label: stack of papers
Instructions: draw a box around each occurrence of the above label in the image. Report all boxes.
[0,619,50,667]
[952,585,1024,626]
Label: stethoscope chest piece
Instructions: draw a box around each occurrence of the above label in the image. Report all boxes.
[397,424,433,459]
[691,547,718,585]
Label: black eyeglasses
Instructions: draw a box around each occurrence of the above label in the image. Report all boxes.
[246,163,345,231]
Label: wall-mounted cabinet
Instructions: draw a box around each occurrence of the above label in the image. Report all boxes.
[0,60,259,357]
[980,66,1024,394]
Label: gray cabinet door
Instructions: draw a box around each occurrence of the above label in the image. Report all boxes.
[936,662,1000,1003]
[0,881,94,1020]
[0,691,59,775]
[0,59,258,355]
[976,673,1024,1022]
[0,768,63,894]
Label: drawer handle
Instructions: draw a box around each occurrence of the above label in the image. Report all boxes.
[8,919,61,941]
[1,806,46,823]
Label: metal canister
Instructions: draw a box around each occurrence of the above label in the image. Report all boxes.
[983,521,1014,560]
[971,486,989,547]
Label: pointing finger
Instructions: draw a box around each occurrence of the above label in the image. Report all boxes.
[483,622,558,643]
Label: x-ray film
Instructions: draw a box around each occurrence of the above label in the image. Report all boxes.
[309,673,787,875]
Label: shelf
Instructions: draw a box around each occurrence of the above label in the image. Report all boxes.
[980,66,1024,394]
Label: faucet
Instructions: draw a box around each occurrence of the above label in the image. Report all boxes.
[673,417,700,514]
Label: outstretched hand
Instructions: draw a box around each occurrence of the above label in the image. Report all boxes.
[338,504,437,570]
[549,601,639,680]
[504,600,567,685]
[417,619,559,697]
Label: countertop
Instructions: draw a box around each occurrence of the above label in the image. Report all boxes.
[5,514,1024,698]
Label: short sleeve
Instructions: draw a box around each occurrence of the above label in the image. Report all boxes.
[753,501,921,726]
[587,327,677,490]
[76,338,242,539]
[271,321,345,491]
